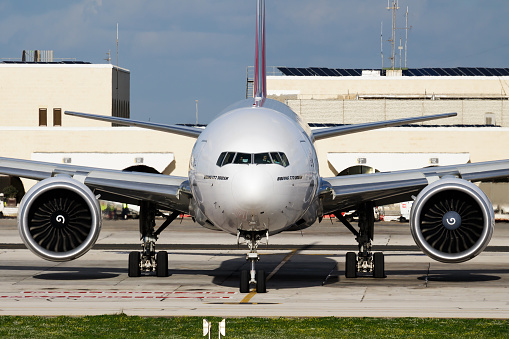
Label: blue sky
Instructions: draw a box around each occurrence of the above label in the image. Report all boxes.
[1,0,509,124]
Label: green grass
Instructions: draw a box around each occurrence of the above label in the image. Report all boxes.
[0,315,507,338]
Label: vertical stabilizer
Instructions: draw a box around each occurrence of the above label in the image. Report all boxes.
[253,0,266,107]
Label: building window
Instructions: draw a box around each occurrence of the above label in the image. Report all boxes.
[53,108,62,126]
[39,108,47,126]
[485,113,496,126]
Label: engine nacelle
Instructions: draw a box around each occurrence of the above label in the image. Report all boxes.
[18,176,102,262]
[410,178,494,263]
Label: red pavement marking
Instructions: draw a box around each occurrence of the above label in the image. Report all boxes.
[0,291,236,299]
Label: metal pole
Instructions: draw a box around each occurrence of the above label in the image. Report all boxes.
[195,100,199,125]
[381,21,383,70]
[405,6,408,69]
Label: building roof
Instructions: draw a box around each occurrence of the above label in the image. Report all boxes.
[2,61,91,65]
[277,67,509,77]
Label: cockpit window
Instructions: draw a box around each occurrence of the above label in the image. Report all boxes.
[279,153,289,167]
[216,152,227,166]
[234,153,252,164]
[217,151,289,167]
[254,153,272,164]
[222,152,235,166]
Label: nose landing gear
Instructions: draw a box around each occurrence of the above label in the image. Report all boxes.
[239,230,268,293]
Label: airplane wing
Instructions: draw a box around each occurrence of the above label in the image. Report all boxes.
[0,157,191,212]
[320,159,509,213]
[65,111,203,138]
[312,112,456,141]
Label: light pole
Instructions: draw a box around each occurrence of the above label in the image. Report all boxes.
[195,100,199,125]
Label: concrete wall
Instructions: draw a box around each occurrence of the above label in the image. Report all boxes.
[267,75,509,126]
[285,99,508,126]
[267,75,509,99]
[314,127,509,177]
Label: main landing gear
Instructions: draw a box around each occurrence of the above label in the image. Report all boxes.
[128,201,179,278]
[337,202,385,279]
[238,230,267,293]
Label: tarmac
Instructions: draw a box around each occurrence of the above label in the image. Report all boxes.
[0,217,508,318]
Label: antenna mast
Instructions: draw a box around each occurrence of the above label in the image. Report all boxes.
[116,23,119,90]
[405,6,409,68]
[386,0,399,70]
[380,22,383,70]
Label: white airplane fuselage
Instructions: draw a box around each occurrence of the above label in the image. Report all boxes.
[189,99,320,235]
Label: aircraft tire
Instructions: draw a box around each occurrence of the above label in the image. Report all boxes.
[256,269,266,293]
[345,252,357,278]
[373,252,385,278]
[128,251,141,277]
[156,251,169,277]
[240,270,250,293]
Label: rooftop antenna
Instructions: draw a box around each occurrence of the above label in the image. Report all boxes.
[386,0,399,70]
[116,23,119,90]
[398,37,403,69]
[105,50,111,64]
[380,22,383,70]
[195,100,199,125]
[404,6,411,68]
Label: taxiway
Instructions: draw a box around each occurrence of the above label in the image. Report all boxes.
[0,217,508,318]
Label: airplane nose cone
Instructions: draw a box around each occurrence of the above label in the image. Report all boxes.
[232,166,273,210]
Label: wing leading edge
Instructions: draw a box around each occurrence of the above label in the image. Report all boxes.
[65,111,203,138]
[0,157,191,212]
[312,112,457,141]
[320,159,509,213]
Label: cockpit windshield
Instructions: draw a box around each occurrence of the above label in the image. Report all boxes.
[234,153,252,164]
[254,153,272,164]
[217,152,289,167]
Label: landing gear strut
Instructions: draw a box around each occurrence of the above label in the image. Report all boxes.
[128,201,179,277]
[337,202,385,278]
[239,230,267,293]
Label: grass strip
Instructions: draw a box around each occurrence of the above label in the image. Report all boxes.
[0,315,507,338]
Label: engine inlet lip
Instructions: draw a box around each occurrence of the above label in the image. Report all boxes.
[410,178,494,263]
[18,176,102,262]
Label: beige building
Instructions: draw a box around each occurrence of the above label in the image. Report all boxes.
[0,62,130,127]
[266,67,509,126]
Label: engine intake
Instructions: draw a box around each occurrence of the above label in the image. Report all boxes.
[410,178,494,263]
[18,176,102,262]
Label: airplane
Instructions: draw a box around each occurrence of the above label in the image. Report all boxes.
[0,0,507,293]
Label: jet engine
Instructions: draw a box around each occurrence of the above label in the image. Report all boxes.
[410,178,494,263]
[18,176,102,262]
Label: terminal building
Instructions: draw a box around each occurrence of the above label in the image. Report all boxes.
[2,55,509,215]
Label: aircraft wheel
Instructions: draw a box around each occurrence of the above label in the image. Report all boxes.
[345,252,357,278]
[240,270,250,293]
[256,269,266,293]
[128,251,141,277]
[373,252,385,278]
[156,251,169,277]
